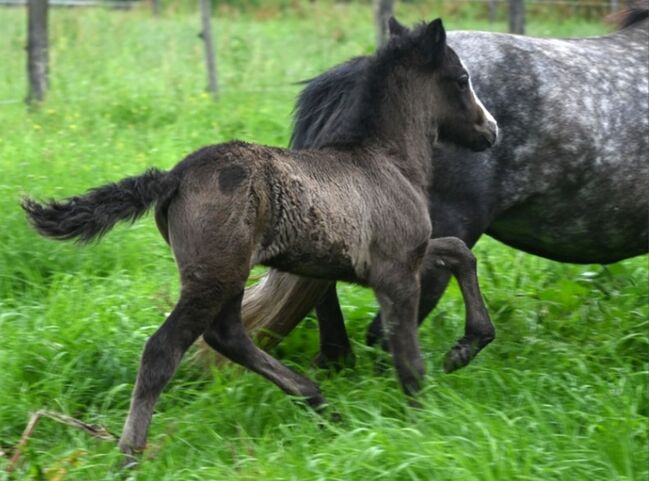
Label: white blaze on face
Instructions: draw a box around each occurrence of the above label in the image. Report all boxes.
[460,58,499,140]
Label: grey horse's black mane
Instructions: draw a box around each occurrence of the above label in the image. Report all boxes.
[291,22,441,149]
[614,0,649,29]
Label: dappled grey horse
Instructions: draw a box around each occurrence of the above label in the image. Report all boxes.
[238,3,649,370]
[23,19,497,462]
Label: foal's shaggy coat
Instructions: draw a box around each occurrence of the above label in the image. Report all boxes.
[23,19,497,462]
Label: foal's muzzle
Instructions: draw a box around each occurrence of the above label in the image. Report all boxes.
[470,119,498,152]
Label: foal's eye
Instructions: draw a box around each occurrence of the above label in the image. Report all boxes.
[456,75,469,91]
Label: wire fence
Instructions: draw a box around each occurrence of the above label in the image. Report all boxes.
[0,0,140,6]
[453,0,618,6]
[3,0,634,106]
[0,0,628,10]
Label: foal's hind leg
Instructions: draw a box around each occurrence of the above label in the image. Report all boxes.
[118,283,224,464]
[425,237,495,372]
[204,291,326,409]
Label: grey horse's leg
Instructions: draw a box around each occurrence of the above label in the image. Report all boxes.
[118,286,224,465]
[371,268,424,398]
[313,283,356,370]
[203,291,326,409]
[424,237,494,372]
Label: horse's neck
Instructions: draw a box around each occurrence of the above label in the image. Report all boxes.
[373,112,436,191]
[364,135,435,193]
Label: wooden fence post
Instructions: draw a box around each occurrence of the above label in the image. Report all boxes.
[26,0,48,105]
[373,0,394,48]
[508,0,525,34]
[488,0,498,23]
[199,0,218,98]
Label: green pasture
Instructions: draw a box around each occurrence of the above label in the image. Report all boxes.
[0,2,646,480]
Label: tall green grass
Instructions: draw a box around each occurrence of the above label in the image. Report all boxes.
[0,3,646,480]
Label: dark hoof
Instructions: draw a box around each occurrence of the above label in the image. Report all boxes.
[406,396,423,410]
[305,392,329,412]
[309,396,343,424]
[322,408,344,424]
[313,350,356,371]
[443,338,483,373]
[315,408,344,430]
[118,452,139,471]
[117,442,145,471]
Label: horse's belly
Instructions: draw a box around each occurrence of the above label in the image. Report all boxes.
[254,229,362,282]
[488,194,648,264]
[260,249,359,283]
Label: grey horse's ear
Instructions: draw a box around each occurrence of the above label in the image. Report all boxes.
[388,16,408,37]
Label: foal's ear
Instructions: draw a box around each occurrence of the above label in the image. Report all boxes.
[420,18,447,66]
[388,16,408,37]
[426,18,446,46]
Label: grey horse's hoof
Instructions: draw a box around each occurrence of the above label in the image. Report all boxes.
[443,338,482,373]
[312,350,356,371]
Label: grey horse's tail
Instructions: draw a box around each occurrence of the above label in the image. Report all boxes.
[242,270,329,348]
[22,169,178,243]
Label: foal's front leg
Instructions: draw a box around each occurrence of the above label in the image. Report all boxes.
[371,269,424,398]
[424,237,495,372]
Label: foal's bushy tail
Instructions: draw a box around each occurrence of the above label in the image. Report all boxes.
[22,169,178,243]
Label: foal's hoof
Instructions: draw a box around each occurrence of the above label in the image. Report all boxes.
[308,396,343,424]
[118,453,139,471]
[443,338,482,373]
[117,444,143,471]
[319,407,344,425]
[313,350,356,371]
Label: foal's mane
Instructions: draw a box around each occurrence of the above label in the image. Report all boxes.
[290,56,369,149]
[611,0,649,29]
[291,22,435,149]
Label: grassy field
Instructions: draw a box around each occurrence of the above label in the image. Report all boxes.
[0,2,647,480]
